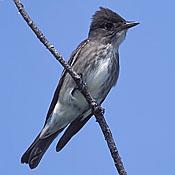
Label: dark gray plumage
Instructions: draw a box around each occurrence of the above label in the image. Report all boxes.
[21,7,139,169]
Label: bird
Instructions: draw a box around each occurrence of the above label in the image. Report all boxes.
[21,7,139,169]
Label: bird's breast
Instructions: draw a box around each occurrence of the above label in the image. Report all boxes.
[87,58,111,93]
[86,47,119,103]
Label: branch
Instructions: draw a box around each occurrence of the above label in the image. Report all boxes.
[13,1,127,174]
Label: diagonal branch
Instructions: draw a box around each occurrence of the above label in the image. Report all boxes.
[13,1,127,175]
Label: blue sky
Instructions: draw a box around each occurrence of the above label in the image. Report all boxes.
[1,0,175,174]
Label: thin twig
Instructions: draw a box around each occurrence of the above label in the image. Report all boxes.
[13,1,127,174]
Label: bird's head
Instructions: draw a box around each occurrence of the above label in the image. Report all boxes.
[88,7,139,46]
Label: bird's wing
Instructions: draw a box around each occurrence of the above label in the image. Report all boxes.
[45,39,95,152]
[44,39,89,125]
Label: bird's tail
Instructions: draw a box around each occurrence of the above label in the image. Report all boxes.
[21,129,63,169]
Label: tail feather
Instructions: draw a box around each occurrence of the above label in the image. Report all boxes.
[56,114,92,152]
[21,129,63,169]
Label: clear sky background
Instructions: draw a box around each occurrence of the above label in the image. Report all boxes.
[1,0,175,175]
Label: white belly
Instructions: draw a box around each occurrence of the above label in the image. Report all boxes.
[87,58,111,100]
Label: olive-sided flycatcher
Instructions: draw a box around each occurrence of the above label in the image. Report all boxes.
[21,7,139,169]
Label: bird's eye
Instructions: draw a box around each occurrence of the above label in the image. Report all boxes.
[104,22,113,30]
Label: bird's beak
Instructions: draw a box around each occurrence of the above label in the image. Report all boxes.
[121,21,139,30]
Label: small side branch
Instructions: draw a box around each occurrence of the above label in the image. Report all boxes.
[13,1,127,174]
